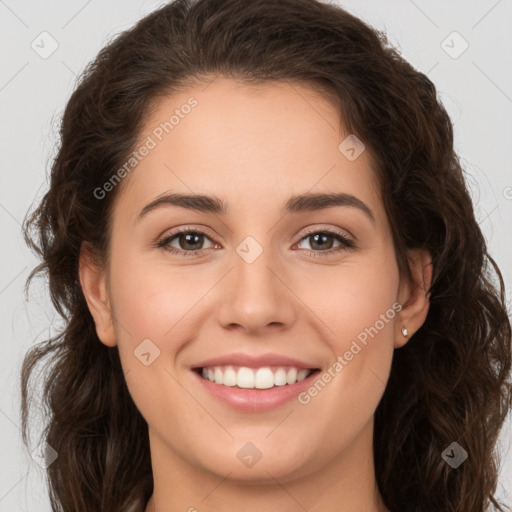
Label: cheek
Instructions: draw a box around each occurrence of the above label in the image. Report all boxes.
[108,245,186,342]
[334,267,399,349]
[106,248,193,427]
[299,249,399,407]
[293,258,399,452]
[307,248,400,351]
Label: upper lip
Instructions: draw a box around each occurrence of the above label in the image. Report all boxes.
[191,352,320,370]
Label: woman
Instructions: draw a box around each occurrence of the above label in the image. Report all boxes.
[21,0,512,511]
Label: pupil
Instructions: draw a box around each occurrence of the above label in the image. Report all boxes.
[182,233,202,250]
[311,233,333,250]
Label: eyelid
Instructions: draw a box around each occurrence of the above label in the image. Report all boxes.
[298,225,353,242]
[156,224,219,244]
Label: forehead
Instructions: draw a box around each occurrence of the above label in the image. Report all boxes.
[115,77,383,224]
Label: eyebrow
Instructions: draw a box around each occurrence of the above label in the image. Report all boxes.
[136,192,375,224]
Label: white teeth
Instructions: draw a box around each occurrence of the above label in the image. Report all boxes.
[199,365,314,389]
[274,368,288,386]
[223,366,237,386]
[297,369,310,382]
[237,367,255,388]
[254,368,274,389]
[286,367,297,385]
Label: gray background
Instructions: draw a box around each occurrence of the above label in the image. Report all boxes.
[1,0,511,510]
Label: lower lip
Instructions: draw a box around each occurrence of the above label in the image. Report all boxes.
[191,369,320,412]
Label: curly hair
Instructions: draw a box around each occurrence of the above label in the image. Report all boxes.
[21,0,512,511]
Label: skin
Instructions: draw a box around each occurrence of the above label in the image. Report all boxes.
[79,77,432,512]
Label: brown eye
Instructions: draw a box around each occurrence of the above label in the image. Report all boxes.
[158,229,216,255]
[296,229,355,255]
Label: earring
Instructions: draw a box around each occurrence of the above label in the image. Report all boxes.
[401,327,409,337]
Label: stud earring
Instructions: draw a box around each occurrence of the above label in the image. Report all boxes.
[401,327,409,337]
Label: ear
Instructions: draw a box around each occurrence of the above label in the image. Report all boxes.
[78,242,117,347]
[395,248,432,348]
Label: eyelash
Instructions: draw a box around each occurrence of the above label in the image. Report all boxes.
[156,226,356,258]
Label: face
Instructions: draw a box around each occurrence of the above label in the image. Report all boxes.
[81,77,429,489]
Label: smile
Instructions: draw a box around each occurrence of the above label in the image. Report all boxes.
[196,365,316,389]
[191,365,322,412]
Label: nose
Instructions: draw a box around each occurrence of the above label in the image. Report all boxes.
[215,241,297,336]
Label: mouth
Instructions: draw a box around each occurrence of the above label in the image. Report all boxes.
[193,365,320,389]
[190,364,322,411]
[192,365,322,390]
[189,353,323,411]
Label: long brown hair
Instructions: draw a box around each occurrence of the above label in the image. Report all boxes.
[21,0,512,510]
